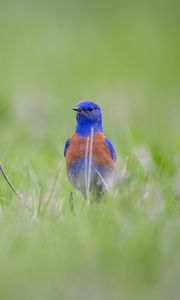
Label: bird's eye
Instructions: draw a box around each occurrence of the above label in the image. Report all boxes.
[88,107,94,112]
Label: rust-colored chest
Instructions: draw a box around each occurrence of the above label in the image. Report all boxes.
[65,132,114,169]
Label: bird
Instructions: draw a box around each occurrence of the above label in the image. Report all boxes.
[64,100,116,199]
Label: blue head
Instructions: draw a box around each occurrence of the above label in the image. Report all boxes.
[73,100,103,136]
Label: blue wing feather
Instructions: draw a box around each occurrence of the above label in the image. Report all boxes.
[64,138,70,157]
[104,137,116,161]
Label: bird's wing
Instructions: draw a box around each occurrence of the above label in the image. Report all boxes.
[64,138,70,157]
[104,137,116,161]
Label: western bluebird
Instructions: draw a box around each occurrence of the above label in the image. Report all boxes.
[64,100,116,199]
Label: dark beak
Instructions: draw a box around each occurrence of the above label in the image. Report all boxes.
[73,106,82,112]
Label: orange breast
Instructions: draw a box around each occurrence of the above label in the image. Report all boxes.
[66,132,115,169]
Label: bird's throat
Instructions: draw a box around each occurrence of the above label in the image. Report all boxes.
[75,121,103,136]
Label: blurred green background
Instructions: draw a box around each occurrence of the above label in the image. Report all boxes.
[0,0,180,299]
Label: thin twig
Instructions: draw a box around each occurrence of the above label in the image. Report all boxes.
[0,163,32,212]
[0,164,19,198]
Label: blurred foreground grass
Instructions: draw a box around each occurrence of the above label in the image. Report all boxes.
[0,1,180,299]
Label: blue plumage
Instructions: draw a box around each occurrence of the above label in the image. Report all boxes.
[64,138,70,157]
[104,137,116,161]
[73,100,103,136]
[64,100,116,198]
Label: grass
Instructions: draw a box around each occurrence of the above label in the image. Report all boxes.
[0,1,180,299]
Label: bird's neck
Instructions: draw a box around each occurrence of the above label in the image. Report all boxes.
[75,120,103,137]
